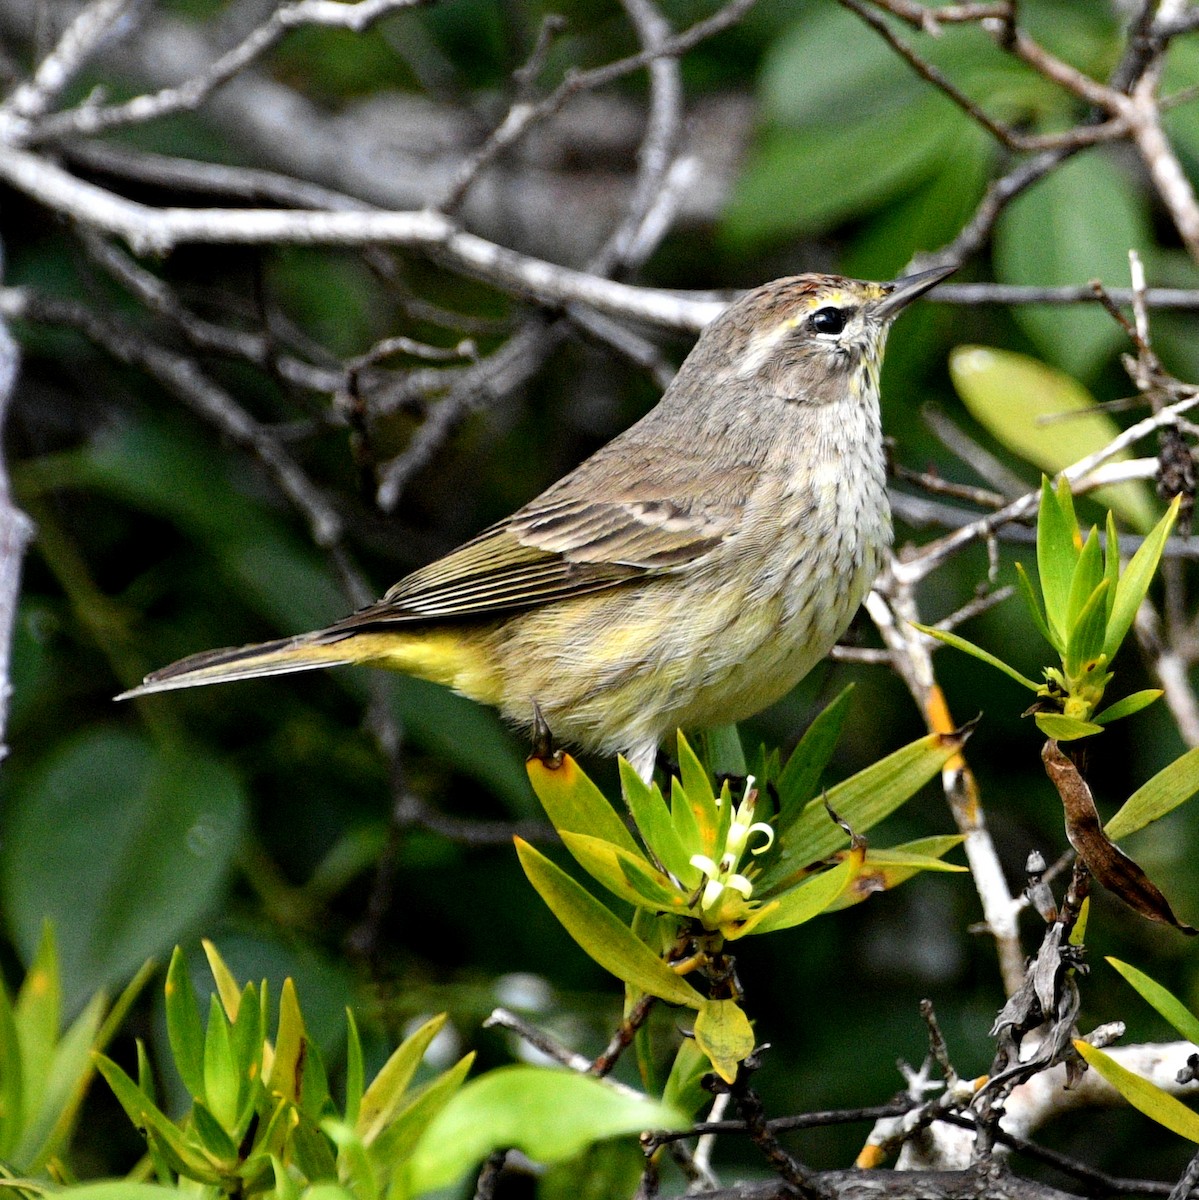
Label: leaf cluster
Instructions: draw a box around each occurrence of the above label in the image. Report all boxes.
[519,705,967,1081]
[925,477,1179,741]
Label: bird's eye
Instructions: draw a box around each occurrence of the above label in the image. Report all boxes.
[809,306,846,336]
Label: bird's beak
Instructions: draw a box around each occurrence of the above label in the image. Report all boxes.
[873,262,957,321]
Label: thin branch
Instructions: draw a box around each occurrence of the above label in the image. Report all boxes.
[0,264,33,760]
[19,0,432,143]
[1,0,136,124]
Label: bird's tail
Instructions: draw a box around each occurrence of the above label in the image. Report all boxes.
[116,632,359,699]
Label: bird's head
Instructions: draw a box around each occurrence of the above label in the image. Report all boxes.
[690,265,956,404]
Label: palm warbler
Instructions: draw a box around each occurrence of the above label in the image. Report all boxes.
[121,267,953,778]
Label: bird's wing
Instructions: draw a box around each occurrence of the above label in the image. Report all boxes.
[346,461,758,625]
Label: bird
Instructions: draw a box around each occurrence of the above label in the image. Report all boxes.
[119,266,954,780]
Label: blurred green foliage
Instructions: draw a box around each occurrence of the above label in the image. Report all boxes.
[5,0,1199,1192]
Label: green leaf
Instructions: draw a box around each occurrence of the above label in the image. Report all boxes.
[324,1120,378,1200]
[823,837,967,911]
[192,1100,238,1165]
[514,841,703,1008]
[344,1009,364,1131]
[617,760,691,882]
[1014,562,1058,651]
[165,948,205,1101]
[676,732,719,842]
[751,847,863,934]
[357,1013,446,1145]
[700,726,746,778]
[1038,476,1081,642]
[1074,1040,1199,1141]
[914,625,1040,692]
[994,153,1153,382]
[1093,690,1162,726]
[204,994,239,1130]
[1034,714,1103,740]
[1104,496,1182,660]
[766,731,963,887]
[405,1066,688,1195]
[558,833,683,912]
[1067,528,1104,628]
[0,980,22,1160]
[950,348,1158,531]
[723,95,953,247]
[693,1000,754,1085]
[0,730,245,1011]
[14,923,60,1133]
[1107,958,1199,1046]
[17,991,105,1171]
[1064,579,1109,680]
[662,1039,710,1120]
[526,754,641,859]
[776,686,854,824]
[268,977,305,1104]
[367,1051,474,1179]
[95,1053,222,1183]
[1106,746,1199,841]
[1104,511,1121,627]
[50,1185,183,1200]
[201,941,243,1023]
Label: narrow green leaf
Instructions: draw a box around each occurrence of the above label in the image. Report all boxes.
[1034,714,1103,741]
[192,1101,238,1165]
[915,625,1040,691]
[17,991,105,1170]
[268,978,305,1103]
[366,1052,475,1178]
[1104,496,1181,660]
[1038,476,1081,643]
[289,1109,338,1180]
[824,837,966,911]
[514,840,704,1008]
[693,1000,754,1085]
[752,848,863,934]
[358,1013,446,1145]
[676,732,719,843]
[1093,690,1162,726]
[1014,562,1059,652]
[95,1054,222,1183]
[201,941,243,1022]
[1106,746,1199,841]
[776,686,854,823]
[526,755,640,858]
[1067,528,1104,632]
[1074,1040,1199,1141]
[165,950,205,1100]
[558,832,684,912]
[0,980,23,1160]
[1104,511,1120,628]
[700,726,747,778]
[662,1037,710,1120]
[344,1008,364,1131]
[1064,579,1109,680]
[15,923,61,1126]
[323,1120,378,1200]
[617,760,691,882]
[1107,958,1199,1046]
[203,994,238,1130]
[767,731,963,885]
[405,1066,688,1195]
